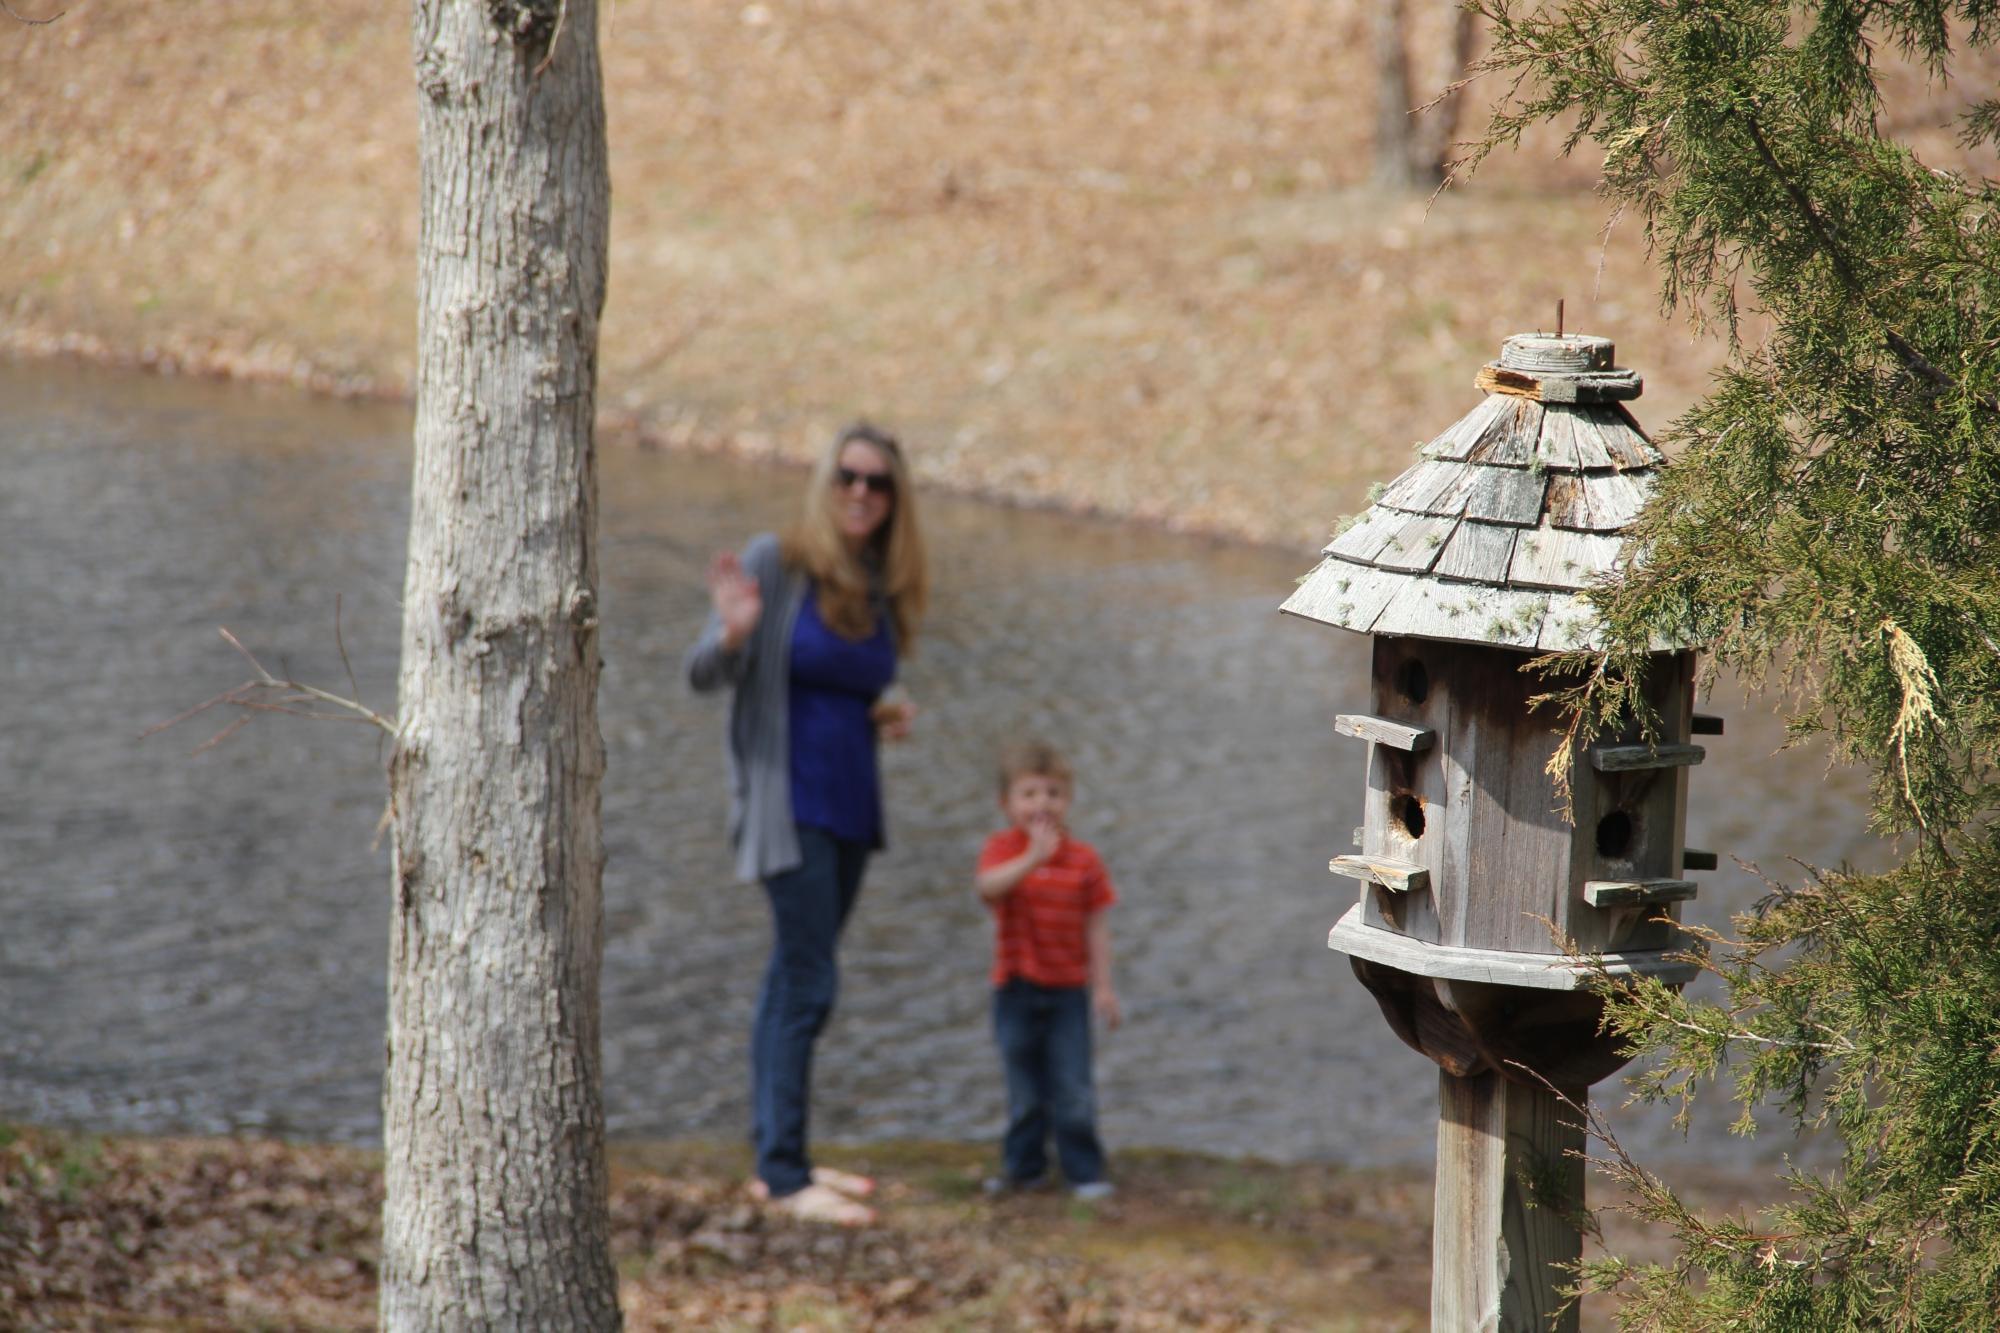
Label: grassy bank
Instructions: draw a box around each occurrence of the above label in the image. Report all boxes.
[6,6,1990,544]
[0,1,1720,547]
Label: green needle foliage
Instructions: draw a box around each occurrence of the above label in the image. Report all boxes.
[1459,0,2000,1326]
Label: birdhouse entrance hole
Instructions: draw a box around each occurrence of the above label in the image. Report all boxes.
[1392,793,1427,840]
[1395,659,1430,706]
[1595,809,1635,859]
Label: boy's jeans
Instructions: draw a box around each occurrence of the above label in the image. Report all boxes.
[752,825,869,1198]
[992,978,1107,1186]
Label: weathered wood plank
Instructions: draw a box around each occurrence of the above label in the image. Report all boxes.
[1437,644,1581,951]
[1544,472,1596,529]
[1583,408,1658,469]
[1462,466,1547,525]
[1535,408,1584,471]
[1536,592,1603,650]
[1591,742,1707,771]
[1465,398,1545,466]
[1433,1071,1585,1333]
[1690,712,1725,735]
[1683,848,1719,871]
[1329,854,1430,893]
[1582,470,1650,527]
[1433,519,1518,583]
[1569,410,1615,468]
[1324,505,1404,561]
[1328,906,1704,988]
[1583,878,1698,907]
[1507,527,1624,591]
[1365,639,1448,942]
[1611,401,1667,463]
[1335,713,1436,750]
[1373,513,1460,573]
[1371,580,1549,647]
[1422,393,1511,462]
[1476,362,1644,402]
[1279,559,1406,633]
[1376,459,1468,515]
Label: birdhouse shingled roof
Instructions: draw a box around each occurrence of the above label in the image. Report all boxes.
[1282,334,1689,652]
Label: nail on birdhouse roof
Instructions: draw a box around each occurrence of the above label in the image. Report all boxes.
[1282,333,1692,652]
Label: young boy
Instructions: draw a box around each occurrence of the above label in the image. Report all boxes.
[974,741,1120,1199]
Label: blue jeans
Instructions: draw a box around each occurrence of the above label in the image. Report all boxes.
[992,979,1107,1186]
[753,825,869,1197]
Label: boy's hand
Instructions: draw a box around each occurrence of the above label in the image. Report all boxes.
[1094,986,1122,1031]
[1024,818,1061,867]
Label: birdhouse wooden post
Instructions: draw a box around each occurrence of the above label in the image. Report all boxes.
[1281,333,1716,1332]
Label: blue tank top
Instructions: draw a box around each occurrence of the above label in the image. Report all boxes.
[787,585,897,848]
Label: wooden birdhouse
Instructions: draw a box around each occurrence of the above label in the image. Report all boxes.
[1281,332,1718,1332]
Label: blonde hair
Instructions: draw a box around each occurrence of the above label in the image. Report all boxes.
[780,422,928,652]
[997,740,1073,797]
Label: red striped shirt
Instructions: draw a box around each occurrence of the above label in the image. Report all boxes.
[979,829,1117,988]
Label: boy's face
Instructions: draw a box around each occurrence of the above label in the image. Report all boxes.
[1001,772,1071,834]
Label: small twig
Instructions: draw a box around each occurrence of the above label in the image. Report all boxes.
[335,594,365,714]
[190,715,254,757]
[143,625,399,755]
[0,0,65,25]
[531,0,570,78]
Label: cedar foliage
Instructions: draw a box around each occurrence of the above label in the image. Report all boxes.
[1462,0,2000,1325]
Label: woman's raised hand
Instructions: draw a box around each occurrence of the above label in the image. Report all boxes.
[707,551,763,651]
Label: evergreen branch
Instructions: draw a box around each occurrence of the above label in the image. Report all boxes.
[1738,108,1996,413]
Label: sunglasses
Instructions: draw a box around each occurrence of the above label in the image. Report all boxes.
[835,465,895,496]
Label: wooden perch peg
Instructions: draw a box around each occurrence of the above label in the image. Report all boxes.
[1583,878,1697,907]
[1590,742,1706,772]
[1329,854,1430,893]
[1334,714,1436,751]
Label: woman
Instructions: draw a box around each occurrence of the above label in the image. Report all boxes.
[686,421,927,1225]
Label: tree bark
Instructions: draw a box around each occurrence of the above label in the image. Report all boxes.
[1413,3,1481,185]
[385,1,618,1327]
[1375,0,1479,189]
[1372,0,1423,190]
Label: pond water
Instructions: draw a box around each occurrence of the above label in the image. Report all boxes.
[0,360,1882,1168]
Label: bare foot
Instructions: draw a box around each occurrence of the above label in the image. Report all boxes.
[810,1165,877,1198]
[746,1166,877,1203]
[765,1182,876,1226]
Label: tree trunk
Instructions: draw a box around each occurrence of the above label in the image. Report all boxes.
[384,1,617,1327]
[1372,0,1422,190]
[1413,3,1481,185]
[1376,0,1479,189]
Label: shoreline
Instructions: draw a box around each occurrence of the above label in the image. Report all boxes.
[1,326,1306,553]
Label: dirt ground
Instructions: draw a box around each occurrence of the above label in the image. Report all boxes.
[2,1122,1781,1330]
[8,1,1988,545]
[1,1124,1437,1331]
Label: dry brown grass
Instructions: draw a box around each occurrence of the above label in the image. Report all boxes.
[3,1,1991,543]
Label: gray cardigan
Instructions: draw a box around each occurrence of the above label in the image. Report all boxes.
[686,532,811,883]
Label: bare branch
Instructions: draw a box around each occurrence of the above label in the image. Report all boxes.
[1,0,66,25]
[335,593,365,712]
[144,625,399,755]
[190,715,254,757]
